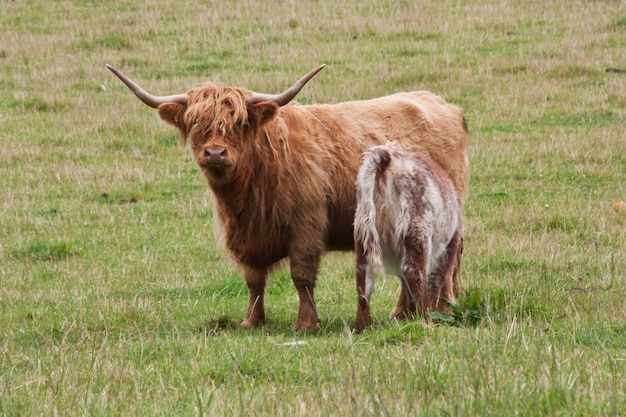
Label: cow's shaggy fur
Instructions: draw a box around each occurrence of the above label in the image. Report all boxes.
[354,145,462,332]
[112,67,469,330]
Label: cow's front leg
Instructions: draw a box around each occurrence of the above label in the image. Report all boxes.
[290,252,321,331]
[240,266,268,328]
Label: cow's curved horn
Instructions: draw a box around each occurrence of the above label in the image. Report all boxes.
[248,64,326,106]
[106,64,188,108]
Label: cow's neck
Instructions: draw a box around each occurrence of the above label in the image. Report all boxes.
[206,156,279,220]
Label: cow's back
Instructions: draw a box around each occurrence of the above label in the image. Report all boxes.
[282,91,467,250]
[305,91,468,203]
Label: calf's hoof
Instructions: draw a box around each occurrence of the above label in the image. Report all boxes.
[354,323,370,333]
[355,315,372,333]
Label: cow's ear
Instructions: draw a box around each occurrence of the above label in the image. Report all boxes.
[158,103,188,142]
[248,101,279,127]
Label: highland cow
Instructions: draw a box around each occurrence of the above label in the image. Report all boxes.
[107,64,468,330]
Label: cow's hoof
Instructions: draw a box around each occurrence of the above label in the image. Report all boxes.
[389,307,412,320]
[293,321,320,332]
[240,319,263,328]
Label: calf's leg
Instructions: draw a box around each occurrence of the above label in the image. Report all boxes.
[355,241,373,332]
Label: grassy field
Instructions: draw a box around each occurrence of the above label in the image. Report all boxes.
[1,0,625,415]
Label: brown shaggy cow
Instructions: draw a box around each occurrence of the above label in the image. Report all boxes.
[106,64,469,331]
[354,145,462,332]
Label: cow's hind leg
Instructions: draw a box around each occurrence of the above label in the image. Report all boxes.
[450,237,464,299]
[430,231,462,312]
[394,239,429,319]
[241,266,268,328]
[391,287,413,320]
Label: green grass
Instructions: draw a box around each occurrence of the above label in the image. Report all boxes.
[1,0,626,415]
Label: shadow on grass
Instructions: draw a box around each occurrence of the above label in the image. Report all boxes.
[65,278,502,343]
[196,288,491,340]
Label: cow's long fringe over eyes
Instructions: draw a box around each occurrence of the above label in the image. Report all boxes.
[186,85,251,141]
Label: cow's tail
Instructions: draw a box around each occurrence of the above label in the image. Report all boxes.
[354,147,391,300]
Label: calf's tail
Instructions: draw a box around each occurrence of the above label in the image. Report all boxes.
[354,148,391,283]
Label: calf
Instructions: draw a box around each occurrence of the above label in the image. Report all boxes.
[354,145,462,332]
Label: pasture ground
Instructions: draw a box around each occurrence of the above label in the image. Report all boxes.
[1,0,625,415]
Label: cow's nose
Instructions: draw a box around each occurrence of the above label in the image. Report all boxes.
[204,146,227,164]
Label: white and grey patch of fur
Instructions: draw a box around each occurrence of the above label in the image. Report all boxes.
[354,144,461,304]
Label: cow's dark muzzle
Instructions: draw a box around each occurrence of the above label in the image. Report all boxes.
[203,146,228,166]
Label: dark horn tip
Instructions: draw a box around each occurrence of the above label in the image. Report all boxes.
[106,64,121,76]
[310,64,326,77]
